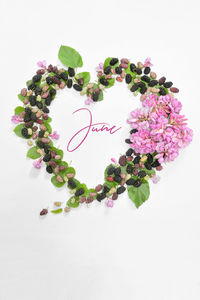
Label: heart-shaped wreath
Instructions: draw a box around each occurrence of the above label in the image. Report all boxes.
[11,45,193,215]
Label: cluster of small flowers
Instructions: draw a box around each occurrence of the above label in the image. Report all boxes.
[127,93,193,163]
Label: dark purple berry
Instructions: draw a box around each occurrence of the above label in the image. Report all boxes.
[104,66,111,74]
[138,171,146,178]
[73,84,82,91]
[164,81,173,88]
[126,178,135,185]
[46,165,53,174]
[68,178,76,189]
[144,67,150,74]
[67,79,73,88]
[68,67,75,77]
[21,127,29,138]
[32,74,42,83]
[100,77,109,86]
[126,165,133,174]
[110,58,118,66]
[125,74,132,84]
[117,186,126,194]
[126,148,134,156]
[130,63,136,72]
[133,179,142,187]
[75,188,84,197]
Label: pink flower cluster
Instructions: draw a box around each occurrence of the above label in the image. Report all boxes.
[127,94,193,164]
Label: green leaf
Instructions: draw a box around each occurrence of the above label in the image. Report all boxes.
[26,80,32,87]
[98,90,104,101]
[67,196,79,208]
[43,121,52,134]
[18,94,25,102]
[127,181,150,208]
[27,146,41,159]
[46,117,52,123]
[13,124,24,138]
[76,72,90,87]
[51,208,63,214]
[58,45,83,68]
[51,175,65,188]
[15,106,24,115]
[144,168,156,177]
[66,167,76,176]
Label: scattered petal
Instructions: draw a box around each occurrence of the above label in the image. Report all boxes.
[144,57,153,67]
[11,115,23,124]
[106,198,114,208]
[33,158,42,169]
[49,131,60,140]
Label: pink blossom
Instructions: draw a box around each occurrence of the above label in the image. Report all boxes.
[37,60,46,69]
[11,115,23,124]
[49,131,60,140]
[96,62,104,72]
[151,175,160,184]
[144,57,153,67]
[111,158,117,164]
[33,158,42,169]
[85,96,92,105]
[127,93,193,164]
[106,198,114,208]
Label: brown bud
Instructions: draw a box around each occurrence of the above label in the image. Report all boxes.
[21,88,27,97]
[112,193,118,200]
[119,155,127,166]
[95,184,102,192]
[170,87,179,93]
[120,63,128,69]
[40,208,48,216]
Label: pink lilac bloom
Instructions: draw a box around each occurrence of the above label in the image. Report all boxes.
[11,115,23,124]
[128,93,193,164]
[33,158,42,169]
[96,62,104,72]
[144,57,153,67]
[49,131,60,140]
[151,175,160,184]
[85,96,92,105]
[106,198,114,208]
[37,60,46,69]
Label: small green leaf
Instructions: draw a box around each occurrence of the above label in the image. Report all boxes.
[106,78,115,88]
[13,124,24,138]
[66,167,76,175]
[18,94,25,102]
[51,147,63,160]
[76,72,90,87]
[51,208,63,214]
[27,146,41,159]
[15,106,25,115]
[67,196,79,208]
[51,175,65,188]
[127,181,150,208]
[43,121,52,133]
[98,90,104,101]
[58,45,83,68]
[46,117,52,123]
[26,80,32,87]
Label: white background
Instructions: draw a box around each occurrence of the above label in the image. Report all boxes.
[0,0,200,299]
